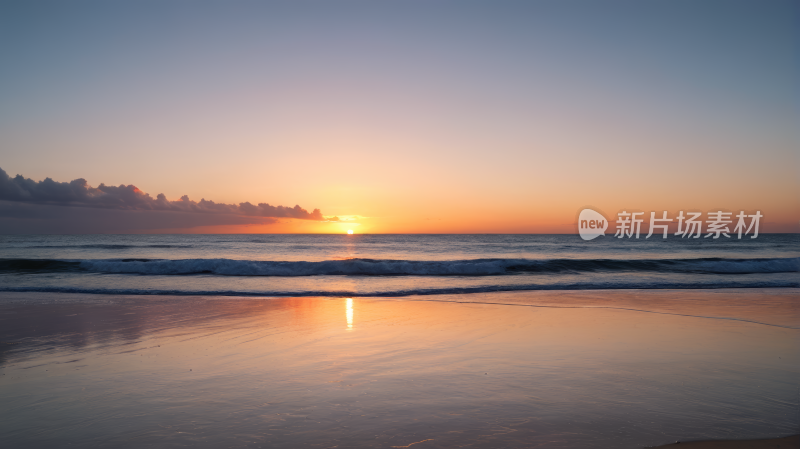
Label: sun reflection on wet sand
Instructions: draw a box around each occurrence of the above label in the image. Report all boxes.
[0,290,797,448]
[346,297,354,330]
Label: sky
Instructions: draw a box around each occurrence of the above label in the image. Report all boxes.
[0,0,797,234]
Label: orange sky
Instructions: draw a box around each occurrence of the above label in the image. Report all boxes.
[1,2,797,234]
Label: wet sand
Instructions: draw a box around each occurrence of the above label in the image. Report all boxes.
[653,435,798,448]
[0,289,797,448]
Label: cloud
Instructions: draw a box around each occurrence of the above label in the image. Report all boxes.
[0,167,324,220]
[0,200,277,234]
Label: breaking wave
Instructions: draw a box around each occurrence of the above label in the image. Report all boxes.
[0,257,797,276]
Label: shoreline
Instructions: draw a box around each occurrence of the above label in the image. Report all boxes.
[1,282,798,298]
[1,288,797,328]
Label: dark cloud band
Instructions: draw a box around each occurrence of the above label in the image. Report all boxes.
[0,168,325,220]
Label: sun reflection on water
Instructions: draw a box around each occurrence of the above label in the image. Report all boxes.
[346,298,354,330]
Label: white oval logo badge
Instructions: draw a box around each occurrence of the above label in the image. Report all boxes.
[578,209,608,241]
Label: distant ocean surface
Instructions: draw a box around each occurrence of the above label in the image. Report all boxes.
[0,234,798,298]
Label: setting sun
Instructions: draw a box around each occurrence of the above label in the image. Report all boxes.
[347,230,354,235]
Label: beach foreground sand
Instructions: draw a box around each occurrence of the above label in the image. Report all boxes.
[653,435,798,448]
[1,290,797,448]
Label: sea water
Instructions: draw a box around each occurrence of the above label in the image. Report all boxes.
[0,234,797,297]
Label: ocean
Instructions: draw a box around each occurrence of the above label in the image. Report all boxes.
[1,234,798,298]
[2,234,799,448]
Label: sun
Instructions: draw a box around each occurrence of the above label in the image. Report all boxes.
[347,230,354,235]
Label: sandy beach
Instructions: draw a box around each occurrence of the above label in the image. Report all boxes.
[652,435,798,448]
[1,289,797,448]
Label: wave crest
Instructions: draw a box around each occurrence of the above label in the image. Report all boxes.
[1,257,797,276]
